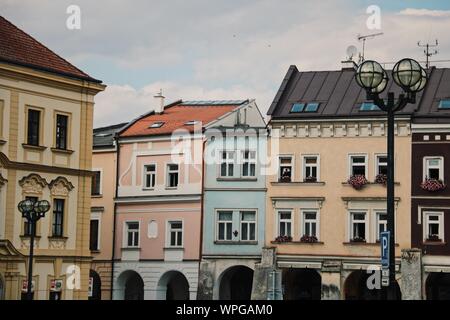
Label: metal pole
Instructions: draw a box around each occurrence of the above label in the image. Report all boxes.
[386,93,396,299]
[27,214,35,300]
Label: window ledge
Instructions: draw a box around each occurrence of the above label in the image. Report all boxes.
[91,194,103,198]
[48,236,68,240]
[142,187,155,191]
[20,235,41,239]
[22,144,47,151]
[423,241,447,246]
[51,147,74,154]
[121,247,141,251]
[90,249,101,253]
[271,181,325,186]
[0,139,6,145]
[165,187,179,190]
[342,182,400,186]
[217,177,258,182]
[214,241,258,245]
[164,247,185,250]
[343,242,400,246]
[270,241,324,245]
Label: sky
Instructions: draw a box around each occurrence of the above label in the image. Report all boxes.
[2,0,450,127]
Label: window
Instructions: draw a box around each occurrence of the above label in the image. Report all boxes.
[376,155,388,175]
[90,219,99,251]
[220,151,235,177]
[217,211,233,241]
[424,157,444,180]
[52,199,65,237]
[376,212,387,241]
[304,103,320,112]
[143,164,156,189]
[169,221,183,247]
[55,114,68,150]
[278,211,292,237]
[424,212,444,241]
[303,155,319,182]
[290,103,320,113]
[438,100,450,109]
[290,103,305,113]
[91,171,101,196]
[27,109,40,146]
[350,155,367,176]
[350,212,366,242]
[126,222,139,247]
[240,211,256,241]
[279,156,293,182]
[242,151,256,177]
[360,102,381,111]
[23,196,38,236]
[149,122,164,128]
[167,164,179,188]
[302,211,318,238]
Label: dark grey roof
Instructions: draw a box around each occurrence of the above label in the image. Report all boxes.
[268,65,450,122]
[93,123,128,148]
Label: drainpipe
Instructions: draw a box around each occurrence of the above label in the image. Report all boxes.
[197,136,207,298]
[110,133,120,300]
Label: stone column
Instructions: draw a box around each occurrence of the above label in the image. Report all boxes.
[196,260,215,300]
[251,247,277,300]
[400,248,422,300]
[321,260,342,300]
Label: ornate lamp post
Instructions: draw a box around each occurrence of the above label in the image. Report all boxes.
[355,58,427,299]
[18,199,50,300]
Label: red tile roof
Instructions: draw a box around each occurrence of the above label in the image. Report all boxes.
[0,16,100,82]
[120,101,246,137]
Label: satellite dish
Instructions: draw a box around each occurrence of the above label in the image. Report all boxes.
[346,45,358,60]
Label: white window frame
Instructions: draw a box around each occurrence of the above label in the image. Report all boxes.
[165,163,179,188]
[277,209,293,238]
[90,211,102,251]
[91,168,103,196]
[302,154,320,182]
[219,150,236,178]
[348,154,368,178]
[167,220,183,248]
[123,221,140,248]
[349,211,368,242]
[278,155,294,182]
[423,156,444,181]
[423,211,444,242]
[240,210,257,241]
[300,209,320,240]
[375,154,388,176]
[241,150,257,178]
[143,163,157,189]
[216,210,234,241]
[375,211,387,242]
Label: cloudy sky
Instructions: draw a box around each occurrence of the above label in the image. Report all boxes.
[3,0,450,127]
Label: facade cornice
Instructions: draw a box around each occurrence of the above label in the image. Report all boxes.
[115,194,202,204]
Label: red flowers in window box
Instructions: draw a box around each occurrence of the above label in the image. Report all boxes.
[348,175,368,190]
[375,173,387,185]
[275,235,292,243]
[350,236,366,243]
[304,176,317,183]
[420,178,446,192]
[300,235,318,243]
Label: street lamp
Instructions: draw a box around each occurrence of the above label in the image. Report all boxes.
[18,199,50,300]
[355,58,427,299]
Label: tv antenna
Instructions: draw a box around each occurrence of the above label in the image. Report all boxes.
[418,39,439,69]
[357,32,384,63]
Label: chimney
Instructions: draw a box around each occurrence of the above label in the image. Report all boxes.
[153,89,165,114]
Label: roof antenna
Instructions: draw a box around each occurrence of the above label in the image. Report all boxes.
[418,39,438,69]
[357,32,384,63]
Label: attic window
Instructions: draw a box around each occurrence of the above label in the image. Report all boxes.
[149,122,164,128]
[305,103,320,112]
[95,133,111,137]
[360,102,381,111]
[185,120,199,125]
[438,100,450,109]
[290,103,320,113]
[290,103,305,113]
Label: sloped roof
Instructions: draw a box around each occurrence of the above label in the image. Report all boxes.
[93,123,128,148]
[0,16,101,83]
[120,100,247,138]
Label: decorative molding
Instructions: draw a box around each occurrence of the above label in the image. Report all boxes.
[18,173,48,195]
[0,240,25,258]
[48,237,68,250]
[48,176,74,196]
[0,173,7,187]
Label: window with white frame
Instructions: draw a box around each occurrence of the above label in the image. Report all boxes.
[166,164,179,188]
[143,164,156,189]
[424,157,444,181]
[279,156,293,182]
[168,221,183,247]
[242,151,256,177]
[125,222,139,247]
[376,211,387,241]
[220,151,235,177]
[424,211,444,241]
[302,210,318,238]
[217,211,233,241]
[350,212,366,242]
[350,155,367,176]
[240,211,256,241]
[376,155,388,175]
[303,156,319,182]
[278,211,292,237]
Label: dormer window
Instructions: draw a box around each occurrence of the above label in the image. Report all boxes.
[360,102,381,111]
[438,100,450,109]
[290,103,320,113]
[185,120,199,125]
[149,122,164,128]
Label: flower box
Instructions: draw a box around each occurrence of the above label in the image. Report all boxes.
[279,176,292,183]
[300,235,318,243]
[420,178,446,192]
[375,173,387,185]
[304,176,317,183]
[350,237,366,243]
[275,235,292,243]
[347,175,368,190]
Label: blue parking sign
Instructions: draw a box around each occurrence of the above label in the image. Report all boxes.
[380,231,390,268]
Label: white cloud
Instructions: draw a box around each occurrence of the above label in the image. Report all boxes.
[399,8,450,17]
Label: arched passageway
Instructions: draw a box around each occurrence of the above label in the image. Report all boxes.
[89,270,102,300]
[344,270,401,300]
[282,268,321,300]
[116,270,144,300]
[219,266,254,300]
[157,271,190,300]
[426,272,450,300]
